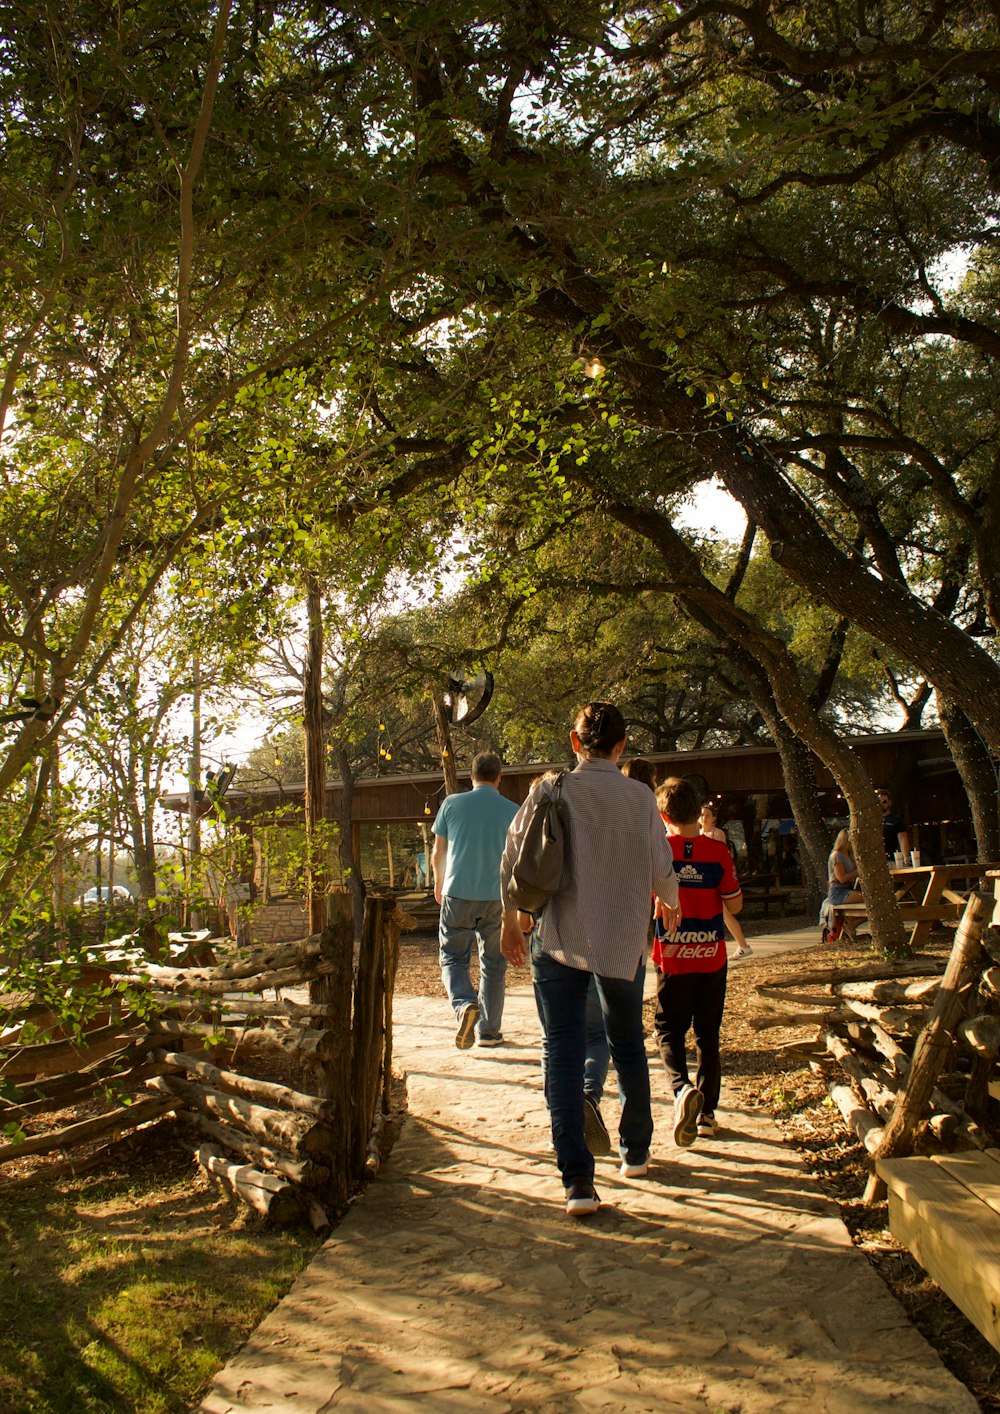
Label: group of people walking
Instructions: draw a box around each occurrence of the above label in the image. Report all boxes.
[430,701,745,1217]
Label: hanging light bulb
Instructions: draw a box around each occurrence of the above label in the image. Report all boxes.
[424,802,431,816]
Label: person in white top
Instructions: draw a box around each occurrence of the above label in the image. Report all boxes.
[500,701,680,1218]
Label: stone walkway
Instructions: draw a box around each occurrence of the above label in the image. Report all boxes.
[200,960,976,1413]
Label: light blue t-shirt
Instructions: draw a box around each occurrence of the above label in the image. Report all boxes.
[433,785,519,901]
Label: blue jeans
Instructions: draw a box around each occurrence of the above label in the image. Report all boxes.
[438,896,507,1037]
[531,941,651,1187]
[535,974,610,1105]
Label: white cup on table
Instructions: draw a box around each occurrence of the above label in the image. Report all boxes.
[894,851,904,867]
[911,849,921,866]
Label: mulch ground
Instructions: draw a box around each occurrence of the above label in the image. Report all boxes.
[395,915,1000,1411]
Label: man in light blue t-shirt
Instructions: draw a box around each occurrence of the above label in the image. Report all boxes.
[432,752,519,1050]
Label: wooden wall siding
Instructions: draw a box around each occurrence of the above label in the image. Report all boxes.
[168,729,965,828]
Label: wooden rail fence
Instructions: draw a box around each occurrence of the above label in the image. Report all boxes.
[0,892,407,1226]
[751,893,997,1178]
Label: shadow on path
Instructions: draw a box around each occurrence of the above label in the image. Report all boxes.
[200,980,976,1413]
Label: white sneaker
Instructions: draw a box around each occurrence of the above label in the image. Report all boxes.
[619,1157,649,1178]
[696,1114,716,1138]
[565,1182,600,1216]
[673,1084,704,1148]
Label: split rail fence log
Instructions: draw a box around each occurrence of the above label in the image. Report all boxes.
[0,1093,177,1164]
[153,1050,330,1119]
[196,1144,303,1225]
[0,891,404,1223]
[753,902,1000,1202]
[177,1111,329,1188]
[146,1073,333,1157]
[864,894,986,1202]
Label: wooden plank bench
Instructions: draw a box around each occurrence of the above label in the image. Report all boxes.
[840,901,961,925]
[740,874,791,917]
[876,1149,1000,1352]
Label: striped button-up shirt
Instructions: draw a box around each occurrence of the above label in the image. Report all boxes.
[500,757,679,980]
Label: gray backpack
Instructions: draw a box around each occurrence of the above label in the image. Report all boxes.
[507,772,569,916]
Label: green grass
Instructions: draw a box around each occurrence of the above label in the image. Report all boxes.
[0,1140,323,1412]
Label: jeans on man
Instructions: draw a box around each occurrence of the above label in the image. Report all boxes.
[438,896,507,1037]
[532,941,651,1187]
[535,974,610,1107]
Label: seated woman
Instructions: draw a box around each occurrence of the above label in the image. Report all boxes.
[825,828,862,942]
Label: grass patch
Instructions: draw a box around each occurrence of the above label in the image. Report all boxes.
[0,1128,322,1412]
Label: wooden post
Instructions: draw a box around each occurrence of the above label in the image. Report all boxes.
[350,895,388,1174]
[865,893,984,1202]
[303,576,328,935]
[311,891,355,1211]
[432,692,459,796]
[382,904,403,1114]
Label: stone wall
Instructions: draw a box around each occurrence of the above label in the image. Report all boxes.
[250,898,310,946]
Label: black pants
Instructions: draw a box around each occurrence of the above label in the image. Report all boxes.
[653,963,728,1116]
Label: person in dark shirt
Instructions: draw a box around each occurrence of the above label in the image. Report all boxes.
[877,788,911,863]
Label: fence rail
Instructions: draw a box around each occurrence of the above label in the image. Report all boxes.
[0,891,407,1224]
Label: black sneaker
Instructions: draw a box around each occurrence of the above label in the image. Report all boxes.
[583,1096,612,1156]
[565,1181,600,1217]
[455,1003,479,1049]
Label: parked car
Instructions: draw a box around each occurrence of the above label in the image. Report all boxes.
[75,884,134,907]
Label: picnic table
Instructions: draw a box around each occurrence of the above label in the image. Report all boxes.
[843,861,1000,947]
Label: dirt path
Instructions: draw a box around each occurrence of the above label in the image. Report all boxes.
[200,974,975,1413]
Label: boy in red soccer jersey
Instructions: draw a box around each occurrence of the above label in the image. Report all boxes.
[653,777,743,1143]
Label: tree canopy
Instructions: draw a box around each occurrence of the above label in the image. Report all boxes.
[2,0,999,954]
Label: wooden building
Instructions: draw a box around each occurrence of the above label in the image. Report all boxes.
[161,728,983,942]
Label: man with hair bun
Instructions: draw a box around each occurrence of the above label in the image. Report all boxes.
[432,751,519,1050]
[500,701,681,1218]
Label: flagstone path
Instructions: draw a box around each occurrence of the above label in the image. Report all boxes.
[200,961,975,1413]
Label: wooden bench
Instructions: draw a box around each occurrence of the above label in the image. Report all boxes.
[876,1149,1000,1352]
[840,901,961,925]
[740,874,791,917]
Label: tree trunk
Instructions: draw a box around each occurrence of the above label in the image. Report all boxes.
[187,655,202,930]
[303,575,328,935]
[564,306,1000,749]
[722,645,828,903]
[335,745,366,936]
[432,691,460,795]
[936,691,1000,862]
[604,500,911,956]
